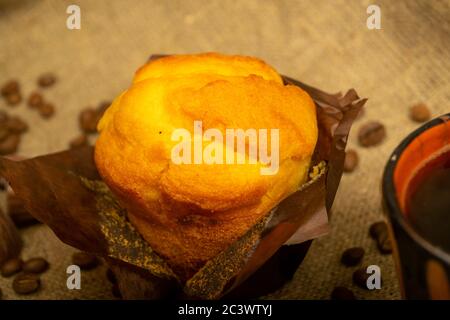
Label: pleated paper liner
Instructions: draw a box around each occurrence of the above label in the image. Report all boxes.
[0,70,366,299]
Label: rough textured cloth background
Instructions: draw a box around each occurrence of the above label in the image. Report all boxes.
[0,0,449,300]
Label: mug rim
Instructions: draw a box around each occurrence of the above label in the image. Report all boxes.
[382,113,450,265]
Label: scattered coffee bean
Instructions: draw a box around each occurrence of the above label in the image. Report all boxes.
[331,286,356,300]
[37,73,56,88]
[69,135,88,149]
[341,247,365,266]
[106,268,117,284]
[1,80,19,97]
[369,221,393,254]
[12,273,40,294]
[8,193,40,228]
[0,111,8,123]
[0,127,9,142]
[377,234,393,254]
[112,283,122,298]
[79,108,100,133]
[343,149,359,173]
[1,258,23,277]
[27,92,44,108]
[369,221,387,239]
[358,121,386,147]
[410,103,431,123]
[6,116,28,134]
[5,92,21,106]
[23,257,49,274]
[38,103,55,119]
[1,80,22,106]
[0,112,10,144]
[72,252,99,270]
[352,267,370,289]
[0,134,21,155]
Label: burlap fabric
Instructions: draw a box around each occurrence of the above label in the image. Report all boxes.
[0,0,449,300]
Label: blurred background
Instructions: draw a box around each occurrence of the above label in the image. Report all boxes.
[0,0,449,299]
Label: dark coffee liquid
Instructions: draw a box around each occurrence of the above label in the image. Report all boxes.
[406,149,450,252]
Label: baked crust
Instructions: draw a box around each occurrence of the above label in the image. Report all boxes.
[95,53,318,280]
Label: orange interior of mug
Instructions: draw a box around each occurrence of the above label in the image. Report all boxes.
[394,120,450,214]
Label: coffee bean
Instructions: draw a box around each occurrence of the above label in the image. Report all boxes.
[37,73,56,88]
[377,233,393,254]
[0,134,20,155]
[1,258,23,277]
[369,221,393,254]
[79,108,100,133]
[5,92,21,106]
[343,149,359,172]
[353,267,370,289]
[341,247,365,266]
[38,103,55,119]
[69,135,88,149]
[72,252,99,270]
[23,257,49,274]
[0,111,8,123]
[0,112,10,144]
[1,80,20,106]
[12,273,40,294]
[331,286,356,300]
[6,116,28,134]
[369,221,387,239]
[410,103,431,123]
[1,80,19,96]
[27,92,44,108]
[358,121,386,147]
[106,268,117,284]
[0,127,9,142]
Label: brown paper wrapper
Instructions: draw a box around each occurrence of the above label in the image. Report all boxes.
[0,63,366,299]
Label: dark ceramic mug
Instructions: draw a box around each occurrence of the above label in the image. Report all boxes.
[383,113,450,299]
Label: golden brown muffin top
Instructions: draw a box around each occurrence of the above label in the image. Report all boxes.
[96,53,317,214]
[133,52,283,83]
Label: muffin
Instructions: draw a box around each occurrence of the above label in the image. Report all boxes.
[95,53,318,280]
